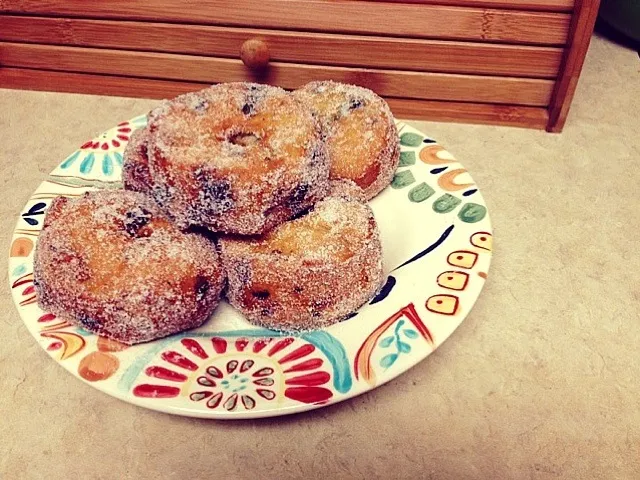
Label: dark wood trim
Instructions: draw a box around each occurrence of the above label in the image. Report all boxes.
[546,0,600,131]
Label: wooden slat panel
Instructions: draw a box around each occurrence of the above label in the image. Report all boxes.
[0,67,208,101]
[387,97,548,128]
[0,16,563,78]
[357,0,573,12]
[0,0,571,45]
[0,67,548,129]
[0,43,554,106]
[546,0,599,131]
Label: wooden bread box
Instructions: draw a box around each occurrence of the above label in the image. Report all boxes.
[0,0,599,131]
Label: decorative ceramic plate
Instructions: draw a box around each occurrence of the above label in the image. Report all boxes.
[8,117,492,419]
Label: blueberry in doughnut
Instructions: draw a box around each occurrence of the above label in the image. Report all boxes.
[219,180,384,331]
[33,190,225,344]
[294,81,400,200]
[132,83,330,234]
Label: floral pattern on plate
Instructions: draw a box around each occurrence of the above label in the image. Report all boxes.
[8,119,492,418]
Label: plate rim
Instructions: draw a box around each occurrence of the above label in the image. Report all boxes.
[8,119,493,419]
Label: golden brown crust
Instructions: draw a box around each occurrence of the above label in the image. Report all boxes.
[122,127,153,193]
[293,81,400,200]
[134,83,330,235]
[219,181,384,331]
[33,190,225,344]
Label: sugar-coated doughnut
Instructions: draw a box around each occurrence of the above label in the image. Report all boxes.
[130,83,330,235]
[122,127,153,194]
[219,181,384,331]
[33,190,225,344]
[294,81,399,200]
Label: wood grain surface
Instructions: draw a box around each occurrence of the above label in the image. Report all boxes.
[0,67,550,128]
[0,43,555,106]
[0,0,571,45]
[0,16,563,78]
[352,0,574,12]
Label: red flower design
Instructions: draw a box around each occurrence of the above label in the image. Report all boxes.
[132,336,334,412]
[79,122,132,151]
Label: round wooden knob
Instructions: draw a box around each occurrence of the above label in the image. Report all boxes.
[240,39,270,69]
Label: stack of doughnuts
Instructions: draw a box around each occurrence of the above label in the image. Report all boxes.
[34,81,399,344]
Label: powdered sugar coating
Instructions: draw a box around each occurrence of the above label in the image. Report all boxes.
[219,180,384,331]
[293,81,399,200]
[33,190,225,344]
[141,83,330,234]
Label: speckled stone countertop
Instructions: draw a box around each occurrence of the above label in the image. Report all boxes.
[1,34,639,479]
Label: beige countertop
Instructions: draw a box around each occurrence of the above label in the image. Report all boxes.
[1,34,639,479]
